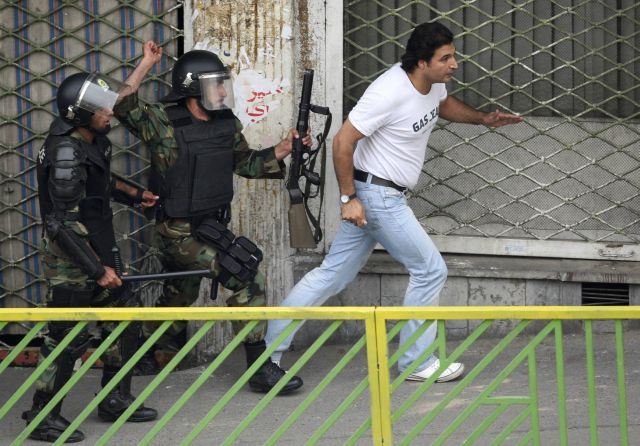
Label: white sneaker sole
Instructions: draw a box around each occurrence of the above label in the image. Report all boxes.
[435,363,465,383]
[405,363,465,383]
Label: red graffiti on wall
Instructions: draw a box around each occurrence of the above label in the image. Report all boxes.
[245,87,283,122]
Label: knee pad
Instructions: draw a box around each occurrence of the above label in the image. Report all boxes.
[121,320,142,363]
[193,218,234,251]
[217,237,263,285]
[193,216,263,284]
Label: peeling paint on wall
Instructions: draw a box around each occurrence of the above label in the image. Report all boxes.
[296,0,311,70]
[190,0,294,132]
[192,39,290,128]
[192,38,234,65]
[191,0,291,75]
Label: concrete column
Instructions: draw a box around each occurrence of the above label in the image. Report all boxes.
[186,0,335,357]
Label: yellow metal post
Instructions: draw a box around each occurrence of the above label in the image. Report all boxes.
[365,310,393,445]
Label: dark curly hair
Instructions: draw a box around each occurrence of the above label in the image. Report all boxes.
[401,22,454,73]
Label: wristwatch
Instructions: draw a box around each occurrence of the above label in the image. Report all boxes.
[340,193,357,204]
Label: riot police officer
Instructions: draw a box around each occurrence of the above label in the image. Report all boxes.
[114,42,305,394]
[23,72,159,442]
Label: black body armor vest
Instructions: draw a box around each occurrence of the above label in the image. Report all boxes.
[160,105,236,219]
[37,119,116,267]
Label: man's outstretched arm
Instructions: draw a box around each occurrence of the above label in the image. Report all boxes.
[439,95,523,127]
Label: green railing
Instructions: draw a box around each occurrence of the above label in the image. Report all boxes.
[0,306,637,445]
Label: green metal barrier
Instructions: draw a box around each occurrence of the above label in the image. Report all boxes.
[0,306,638,445]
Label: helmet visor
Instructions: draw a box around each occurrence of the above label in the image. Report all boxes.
[76,73,133,117]
[199,71,234,111]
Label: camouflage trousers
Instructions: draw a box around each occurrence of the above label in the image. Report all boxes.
[36,238,139,394]
[145,220,267,346]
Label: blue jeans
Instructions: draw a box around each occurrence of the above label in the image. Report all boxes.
[266,177,448,372]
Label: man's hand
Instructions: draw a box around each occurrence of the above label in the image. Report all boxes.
[274,129,313,160]
[142,41,163,65]
[97,266,122,288]
[140,190,159,209]
[340,198,367,227]
[123,41,163,93]
[482,109,523,128]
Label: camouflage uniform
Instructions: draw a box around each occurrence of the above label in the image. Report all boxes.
[115,97,285,344]
[35,129,137,393]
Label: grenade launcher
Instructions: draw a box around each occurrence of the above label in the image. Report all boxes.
[286,69,332,248]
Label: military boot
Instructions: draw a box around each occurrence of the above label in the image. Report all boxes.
[97,367,158,422]
[244,340,303,395]
[21,390,85,443]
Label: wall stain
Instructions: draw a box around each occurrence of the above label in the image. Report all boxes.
[297,0,310,69]
[253,0,258,62]
[195,0,289,74]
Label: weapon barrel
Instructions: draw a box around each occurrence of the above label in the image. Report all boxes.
[296,69,314,130]
[120,269,212,282]
[287,69,314,203]
[287,68,325,248]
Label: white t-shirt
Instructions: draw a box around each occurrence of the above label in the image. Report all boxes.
[349,63,447,189]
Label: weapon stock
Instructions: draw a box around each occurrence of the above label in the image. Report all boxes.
[287,69,331,248]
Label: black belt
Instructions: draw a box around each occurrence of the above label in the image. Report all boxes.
[353,169,407,192]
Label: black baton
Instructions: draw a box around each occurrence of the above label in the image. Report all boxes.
[111,246,216,299]
[118,270,213,282]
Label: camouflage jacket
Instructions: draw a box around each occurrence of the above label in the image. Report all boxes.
[114,95,286,236]
[114,94,285,180]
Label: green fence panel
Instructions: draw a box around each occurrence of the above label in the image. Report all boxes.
[1,307,638,445]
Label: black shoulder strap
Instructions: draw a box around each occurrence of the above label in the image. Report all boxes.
[303,111,332,244]
[165,104,193,128]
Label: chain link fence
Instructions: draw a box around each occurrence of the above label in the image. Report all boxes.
[344,1,640,255]
[0,1,183,334]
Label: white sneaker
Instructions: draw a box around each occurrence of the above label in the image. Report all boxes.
[406,359,465,383]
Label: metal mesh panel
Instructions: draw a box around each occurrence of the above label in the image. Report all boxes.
[0,1,183,320]
[344,1,640,254]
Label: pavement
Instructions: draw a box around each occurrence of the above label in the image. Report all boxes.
[2,324,639,445]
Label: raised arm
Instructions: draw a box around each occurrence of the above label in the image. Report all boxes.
[124,41,163,93]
